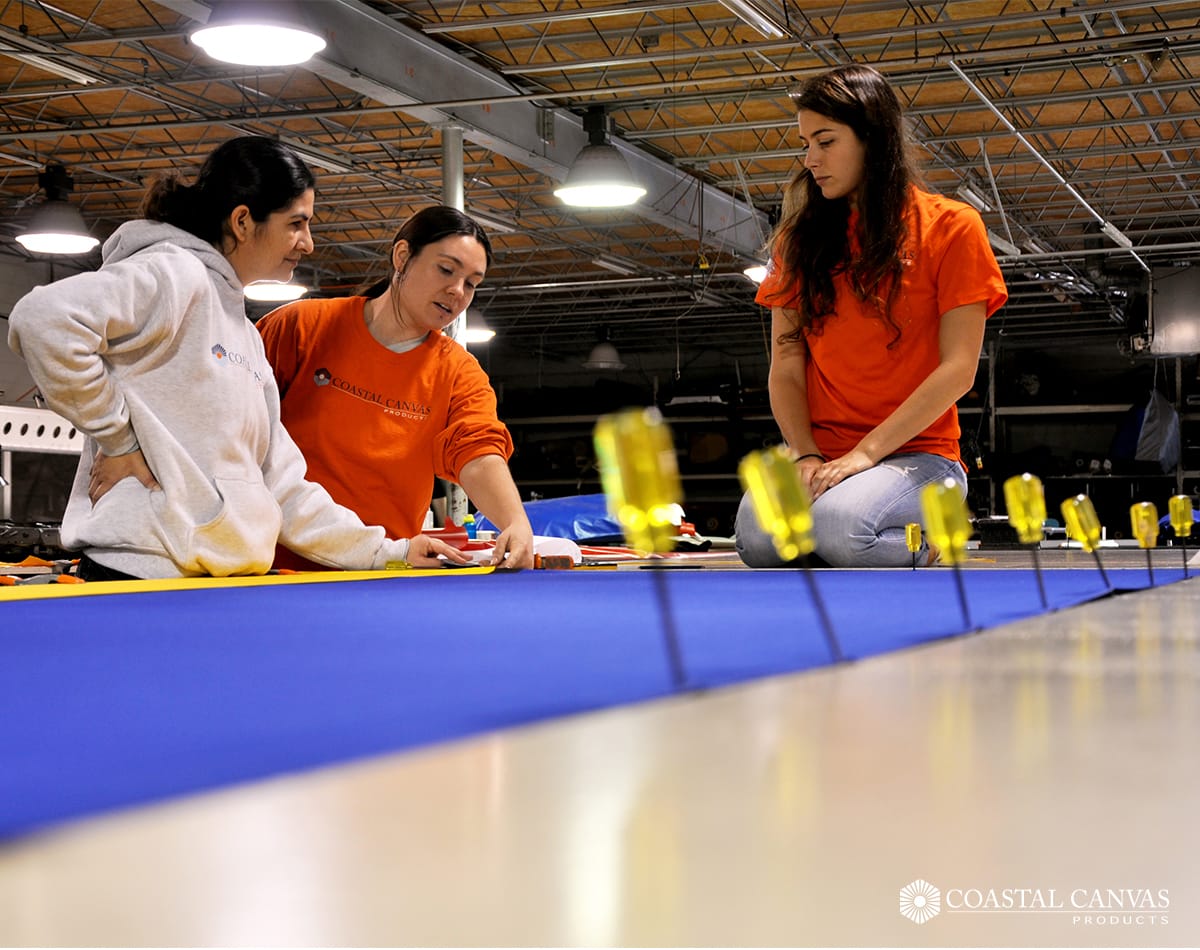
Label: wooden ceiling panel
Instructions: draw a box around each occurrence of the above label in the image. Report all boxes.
[0,0,1196,384]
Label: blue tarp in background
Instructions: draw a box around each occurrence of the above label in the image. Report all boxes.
[476,493,623,541]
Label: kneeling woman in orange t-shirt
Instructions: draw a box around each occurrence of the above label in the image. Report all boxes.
[737,64,1008,567]
[258,205,533,570]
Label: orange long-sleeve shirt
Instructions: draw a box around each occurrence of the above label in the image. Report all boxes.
[258,296,513,570]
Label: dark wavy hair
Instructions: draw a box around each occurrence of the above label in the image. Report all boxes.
[763,64,919,346]
[141,136,315,247]
[363,205,494,298]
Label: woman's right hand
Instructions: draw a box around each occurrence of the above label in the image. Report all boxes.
[405,535,472,568]
[89,449,161,504]
[805,448,874,499]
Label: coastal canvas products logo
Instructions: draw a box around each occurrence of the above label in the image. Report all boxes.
[314,369,431,420]
[897,880,1169,928]
[898,880,941,924]
[210,342,264,384]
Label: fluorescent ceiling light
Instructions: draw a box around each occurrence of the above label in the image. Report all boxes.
[244,280,309,302]
[1100,221,1134,250]
[716,0,787,38]
[2,51,99,86]
[469,209,517,234]
[280,140,353,174]
[987,230,1021,258]
[191,2,326,67]
[743,263,768,283]
[594,255,638,276]
[956,183,992,213]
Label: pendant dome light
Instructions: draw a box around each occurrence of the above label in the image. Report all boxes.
[554,107,646,209]
[583,326,625,371]
[190,1,326,67]
[15,164,99,256]
[743,262,768,283]
[461,309,496,345]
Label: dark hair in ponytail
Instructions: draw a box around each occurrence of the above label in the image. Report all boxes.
[141,135,315,247]
[363,205,494,298]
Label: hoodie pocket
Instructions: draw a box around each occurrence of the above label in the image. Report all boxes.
[175,476,283,576]
[81,475,282,576]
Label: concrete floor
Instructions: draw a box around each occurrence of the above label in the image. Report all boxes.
[1,566,1197,947]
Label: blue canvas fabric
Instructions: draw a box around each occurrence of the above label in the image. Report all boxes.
[0,567,1181,838]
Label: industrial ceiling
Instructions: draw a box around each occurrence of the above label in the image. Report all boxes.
[1,0,1198,397]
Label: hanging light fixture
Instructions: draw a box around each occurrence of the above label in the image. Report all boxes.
[554,107,646,209]
[460,309,495,345]
[15,164,99,256]
[445,309,495,345]
[583,327,625,371]
[244,280,309,302]
[1,51,99,86]
[955,182,992,213]
[593,255,639,276]
[743,262,768,283]
[190,1,326,67]
[987,230,1021,258]
[716,0,787,38]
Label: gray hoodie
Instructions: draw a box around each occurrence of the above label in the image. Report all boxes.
[8,220,411,578]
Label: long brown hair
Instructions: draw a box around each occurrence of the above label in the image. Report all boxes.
[763,64,919,346]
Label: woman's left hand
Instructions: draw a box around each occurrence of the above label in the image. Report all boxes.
[487,521,535,569]
[808,449,875,498]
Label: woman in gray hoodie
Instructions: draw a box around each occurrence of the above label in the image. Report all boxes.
[8,136,468,580]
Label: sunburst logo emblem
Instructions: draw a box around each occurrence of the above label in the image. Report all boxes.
[211,343,226,360]
[899,879,941,924]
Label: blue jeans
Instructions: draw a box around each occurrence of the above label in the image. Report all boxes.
[735,452,966,568]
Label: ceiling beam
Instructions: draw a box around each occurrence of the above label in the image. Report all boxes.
[159,0,769,260]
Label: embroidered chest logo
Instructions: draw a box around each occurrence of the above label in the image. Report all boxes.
[211,342,264,384]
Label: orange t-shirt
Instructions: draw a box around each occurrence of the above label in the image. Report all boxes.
[756,188,1008,463]
[258,296,513,570]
